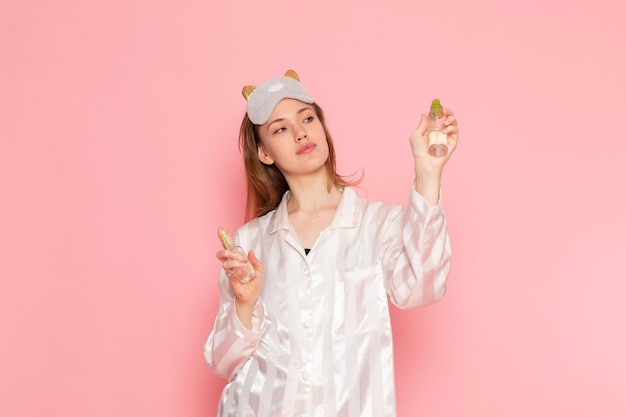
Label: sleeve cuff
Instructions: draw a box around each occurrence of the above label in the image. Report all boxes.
[229,297,267,338]
[409,183,443,216]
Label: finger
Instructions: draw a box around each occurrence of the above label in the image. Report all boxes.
[222,259,246,274]
[226,265,252,284]
[248,250,264,274]
[442,114,458,137]
[443,124,458,135]
[443,115,457,127]
[446,131,459,153]
[442,108,455,117]
[216,249,236,262]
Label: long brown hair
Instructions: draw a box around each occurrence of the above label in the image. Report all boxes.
[239,102,362,221]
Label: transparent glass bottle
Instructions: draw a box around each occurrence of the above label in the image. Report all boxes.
[427,98,448,157]
[218,227,256,283]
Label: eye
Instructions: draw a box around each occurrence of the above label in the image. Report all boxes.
[273,127,286,134]
[303,116,314,123]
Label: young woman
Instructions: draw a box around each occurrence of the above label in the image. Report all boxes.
[204,70,458,417]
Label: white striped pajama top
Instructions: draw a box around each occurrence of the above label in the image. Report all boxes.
[204,185,451,417]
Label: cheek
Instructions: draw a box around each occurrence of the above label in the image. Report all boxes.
[312,123,327,140]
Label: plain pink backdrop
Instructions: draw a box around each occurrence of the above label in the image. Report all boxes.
[2,0,625,416]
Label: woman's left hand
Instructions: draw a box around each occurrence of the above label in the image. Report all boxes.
[409,108,458,171]
[408,108,458,205]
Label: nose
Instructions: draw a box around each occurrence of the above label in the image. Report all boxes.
[295,126,308,142]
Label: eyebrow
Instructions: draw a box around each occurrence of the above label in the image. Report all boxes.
[267,107,314,130]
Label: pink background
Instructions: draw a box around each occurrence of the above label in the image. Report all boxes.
[2,0,625,416]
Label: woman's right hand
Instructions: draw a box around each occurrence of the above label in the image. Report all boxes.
[216,248,264,328]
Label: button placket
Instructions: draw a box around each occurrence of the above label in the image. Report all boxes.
[299,261,314,386]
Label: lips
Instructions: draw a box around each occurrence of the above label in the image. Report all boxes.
[296,143,316,154]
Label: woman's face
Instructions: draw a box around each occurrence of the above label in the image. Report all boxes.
[256,99,329,178]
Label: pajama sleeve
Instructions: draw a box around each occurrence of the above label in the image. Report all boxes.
[203,270,268,380]
[381,184,451,309]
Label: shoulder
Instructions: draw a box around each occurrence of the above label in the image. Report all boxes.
[342,187,402,222]
[238,211,271,234]
[235,204,281,244]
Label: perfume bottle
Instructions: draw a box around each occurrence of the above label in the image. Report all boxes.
[217,227,256,283]
[427,98,448,157]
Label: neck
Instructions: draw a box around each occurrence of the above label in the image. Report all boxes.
[285,172,341,214]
